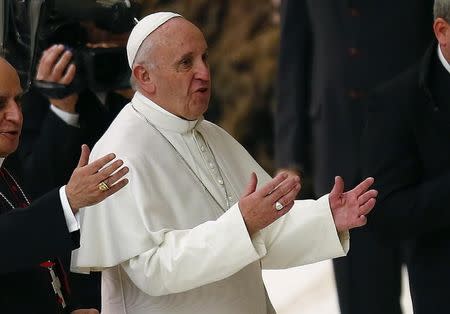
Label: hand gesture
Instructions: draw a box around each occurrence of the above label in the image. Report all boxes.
[66,145,129,212]
[36,44,78,112]
[239,172,301,236]
[329,176,377,232]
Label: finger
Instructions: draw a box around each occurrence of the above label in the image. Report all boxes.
[103,178,129,198]
[52,50,73,80]
[96,162,128,185]
[77,144,90,168]
[104,166,129,186]
[349,177,375,196]
[60,63,77,85]
[95,159,124,182]
[359,198,376,216]
[330,176,345,197]
[276,201,294,217]
[36,46,57,79]
[86,153,116,173]
[258,172,288,196]
[241,172,257,197]
[274,183,301,209]
[357,189,378,205]
[37,45,65,80]
[354,215,368,228]
[269,176,300,203]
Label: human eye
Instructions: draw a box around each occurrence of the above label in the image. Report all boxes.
[0,97,6,109]
[180,57,193,68]
[202,52,209,64]
[14,94,23,109]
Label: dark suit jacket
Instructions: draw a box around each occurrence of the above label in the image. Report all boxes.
[362,43,450,314]
[275,0,433,194]
[19,89,126,199]
[0,175,76,313]
[16,88,128,310]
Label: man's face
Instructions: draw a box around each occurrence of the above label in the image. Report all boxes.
[147,18,211,120]
[0,59,23,157]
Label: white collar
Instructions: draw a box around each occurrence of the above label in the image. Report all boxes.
[437,45,450,75]
[132,91,202,134]
[0,158,4,168]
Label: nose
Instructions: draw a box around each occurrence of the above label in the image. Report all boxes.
[194,60,210,82]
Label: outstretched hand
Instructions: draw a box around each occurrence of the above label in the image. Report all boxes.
[328,176,377,232]
[66,144,129,213]
[239,172,301,236]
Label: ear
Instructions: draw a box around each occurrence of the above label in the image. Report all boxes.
[132,64,156,94]
[434,18,450,47]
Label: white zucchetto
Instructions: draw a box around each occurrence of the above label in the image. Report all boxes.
[126,12,182,68]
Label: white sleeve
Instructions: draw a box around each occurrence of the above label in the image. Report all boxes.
[50,104,80,127]
[59,186,80,233]
[260,194,349,269]
[120,204,266,297]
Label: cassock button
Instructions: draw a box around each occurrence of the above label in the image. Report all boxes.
[349,8,360,17]
[218,179,224,185]
[200,146,206,152]
[208,162,215,169]
[348,89,365,100]
[348,47,360,57]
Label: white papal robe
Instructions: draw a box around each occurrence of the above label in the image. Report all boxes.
[72,91,349,314]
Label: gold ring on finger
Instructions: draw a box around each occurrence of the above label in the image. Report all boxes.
[98,181,110,192]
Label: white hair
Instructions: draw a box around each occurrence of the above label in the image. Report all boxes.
[434,0,450,21]
[129,36,157,91]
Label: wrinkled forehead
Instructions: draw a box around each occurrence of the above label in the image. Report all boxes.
[0,59,22,96]
[149,19,207,56]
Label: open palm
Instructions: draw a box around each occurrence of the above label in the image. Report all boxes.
[328,176,377,232]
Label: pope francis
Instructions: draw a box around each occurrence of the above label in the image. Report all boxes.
[73,12,378,314]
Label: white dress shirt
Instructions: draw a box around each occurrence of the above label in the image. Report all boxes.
[437,44,450,74]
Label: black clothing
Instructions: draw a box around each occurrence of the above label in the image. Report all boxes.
[17,88,128,310]
[362,43,450,314]
[0,166,75,313]
[274,1,434,313]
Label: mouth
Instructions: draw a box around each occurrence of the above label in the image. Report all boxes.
[0,131,20,138]
[195,87,209,93]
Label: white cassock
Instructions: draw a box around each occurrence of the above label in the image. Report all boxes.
[72,91,349,314]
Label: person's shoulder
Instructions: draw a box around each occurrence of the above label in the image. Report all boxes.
[375,63,421,98]
[199,120,241,146]
[200,119,230,135]
[89,103,145,156]
[366,63,422,115]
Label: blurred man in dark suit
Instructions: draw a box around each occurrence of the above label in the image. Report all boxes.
[274,1,434,313]
[362,1,450,313]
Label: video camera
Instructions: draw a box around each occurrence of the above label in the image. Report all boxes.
[1,0,140,97]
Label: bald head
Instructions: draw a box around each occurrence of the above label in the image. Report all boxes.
[0,57,23,157]
[0,58,20,85]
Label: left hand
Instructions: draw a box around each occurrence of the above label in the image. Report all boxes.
[328,176,377,232]
[71,309,99,314]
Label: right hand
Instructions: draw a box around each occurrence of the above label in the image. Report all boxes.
[36,44,78,113]
[239,172,301,236]
[66,145,129,213]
